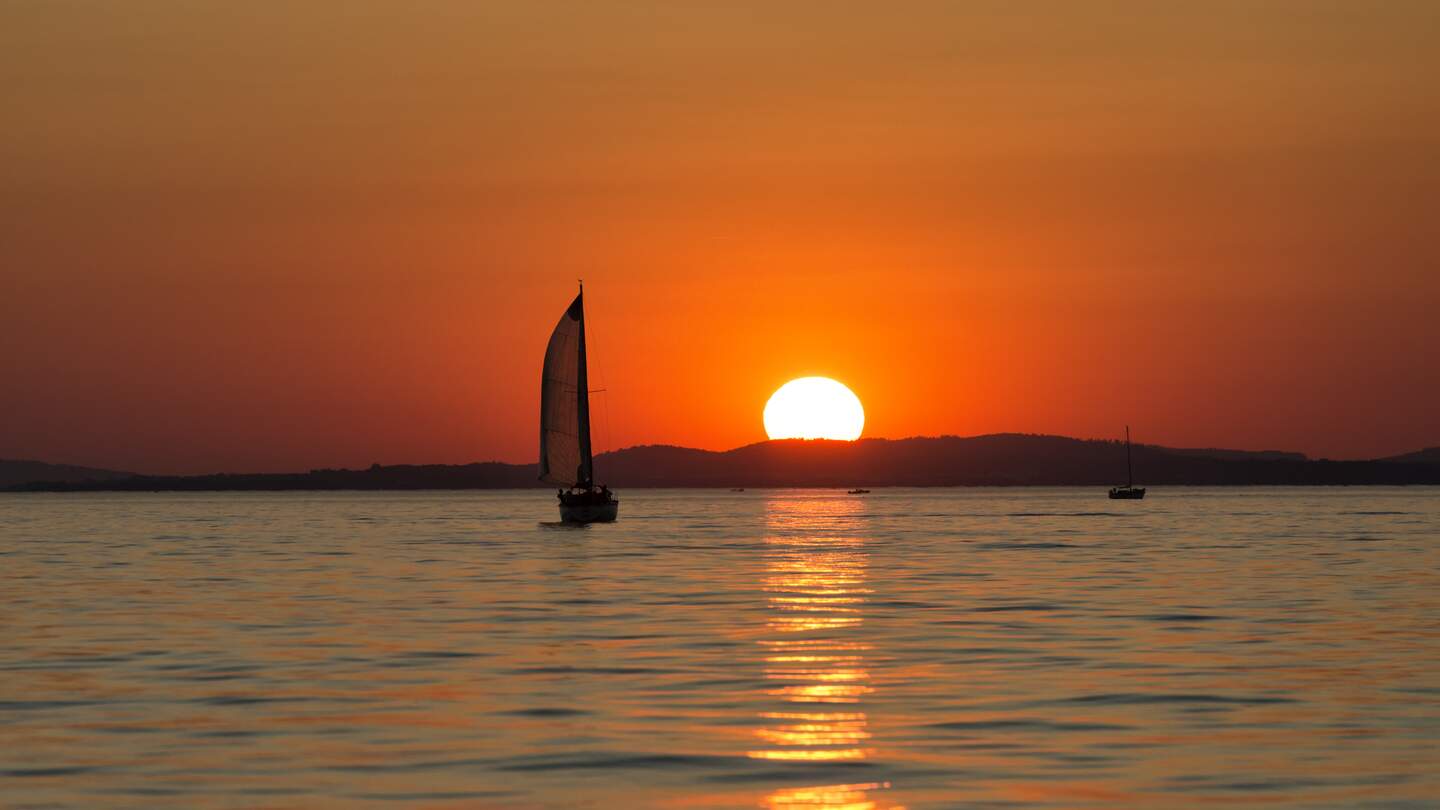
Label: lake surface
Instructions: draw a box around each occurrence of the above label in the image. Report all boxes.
[1,488,1437,808]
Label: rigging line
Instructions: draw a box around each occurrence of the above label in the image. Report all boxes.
[583,285,612,471]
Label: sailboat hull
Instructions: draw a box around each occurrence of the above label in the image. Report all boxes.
[559,501,620,523]
[1108,487,1146,500]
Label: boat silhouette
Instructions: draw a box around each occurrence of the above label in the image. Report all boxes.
[539,283,619,523]
[1108,425,1146,500]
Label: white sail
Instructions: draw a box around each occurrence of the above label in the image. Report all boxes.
[538,292,593,487]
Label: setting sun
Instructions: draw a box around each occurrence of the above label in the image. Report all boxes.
[763,378,865,441]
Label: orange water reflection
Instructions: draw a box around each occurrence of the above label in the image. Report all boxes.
[762,782,895,810]
[751,495,903,808]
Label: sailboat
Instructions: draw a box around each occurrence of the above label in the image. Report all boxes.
[539,284,619,523]
[1108,425,1146,500]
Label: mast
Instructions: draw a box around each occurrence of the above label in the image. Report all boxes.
[575,282,593,487]
[1125,425,1133,488]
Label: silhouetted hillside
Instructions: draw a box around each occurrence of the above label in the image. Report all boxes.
[5,462,537,492]
[0,459,135,489]
[6,435,1439,491]
[1164,447,1307,463]
[1380,447,1440,464]
[593,435,1437,487]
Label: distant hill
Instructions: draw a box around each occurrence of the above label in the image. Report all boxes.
[1379,447,1440,464]
[4,462,536,492]
[591,435,1432,487]
[1163,447,1307,463]
[0,459,135,489]
[6,434,1439,491]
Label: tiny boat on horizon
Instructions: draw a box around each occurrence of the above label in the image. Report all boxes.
[847,488,870,494]
[1108,425,1146,500]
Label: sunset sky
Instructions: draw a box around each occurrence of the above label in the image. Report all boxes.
[4,2,1438,474]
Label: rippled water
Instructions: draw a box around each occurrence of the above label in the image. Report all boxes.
[2,488,1437,808]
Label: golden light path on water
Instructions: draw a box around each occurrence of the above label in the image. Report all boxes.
[751,495,902,809]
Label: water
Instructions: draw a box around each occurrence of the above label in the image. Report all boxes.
[1,488,1437,808]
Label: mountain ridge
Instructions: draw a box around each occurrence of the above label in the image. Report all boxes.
[1379,447,1440,464]
[6,434,1438,491]
[0,459,136,489]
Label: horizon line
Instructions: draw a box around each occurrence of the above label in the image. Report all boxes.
[13,431,1432,480]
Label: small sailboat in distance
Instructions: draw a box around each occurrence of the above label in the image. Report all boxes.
[540,283,619,523]
[1108,425,1146,500]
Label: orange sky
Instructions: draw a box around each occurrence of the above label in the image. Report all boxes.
[3,2,1438,474]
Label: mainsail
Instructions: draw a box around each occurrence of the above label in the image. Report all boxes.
[538,291,593,487]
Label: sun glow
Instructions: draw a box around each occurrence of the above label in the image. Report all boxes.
[763,378,865,441]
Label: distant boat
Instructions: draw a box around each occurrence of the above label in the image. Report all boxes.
[730,487,745,492]
[1108,425,1146,500]
[540,284,619,523]
[847,488,870,495]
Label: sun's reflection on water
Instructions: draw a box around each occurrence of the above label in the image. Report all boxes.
[762,782,894,810]
[751,495,902,808]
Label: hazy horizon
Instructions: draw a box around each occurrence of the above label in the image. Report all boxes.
[11,429,1429,479]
